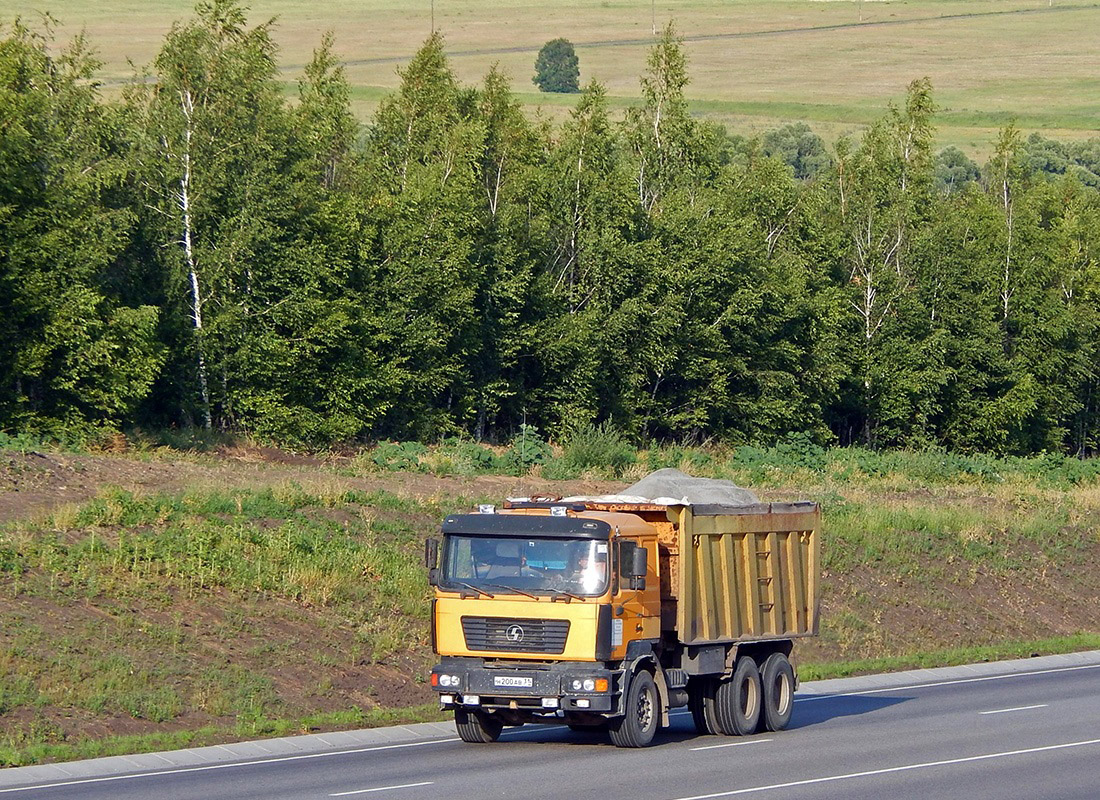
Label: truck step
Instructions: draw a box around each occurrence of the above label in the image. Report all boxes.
[664,668,689,689]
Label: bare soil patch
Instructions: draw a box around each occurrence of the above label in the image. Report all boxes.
[0,449,621,526]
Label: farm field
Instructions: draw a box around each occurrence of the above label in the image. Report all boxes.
[2,441,1099,765]
[2,0,1099,154]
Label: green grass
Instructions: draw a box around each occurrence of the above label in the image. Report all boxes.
[4,0,1100,156]
[4,485,440,645]
[800,634,1100,681]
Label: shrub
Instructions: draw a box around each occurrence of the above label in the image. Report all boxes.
[458,441,498,471]
[502,425,551,474]
[560,422,636,476]
[369,441,427,471]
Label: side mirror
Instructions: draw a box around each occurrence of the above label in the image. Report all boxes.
[425,538,440,586]
[620,541,647,591]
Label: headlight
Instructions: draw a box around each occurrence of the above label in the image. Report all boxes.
[570,679,583,691]
[583,679,596,691]
[439,674,460,687]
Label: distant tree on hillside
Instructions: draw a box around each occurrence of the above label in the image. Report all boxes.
[934,146,980,193]
[533,38,579,93]
[761,122,832,180]
[1021,133,1100,188]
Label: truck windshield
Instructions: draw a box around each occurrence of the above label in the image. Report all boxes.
[442,535,609,597]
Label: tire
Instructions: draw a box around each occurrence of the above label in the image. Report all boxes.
[609,670,659,748]
[715,656,762,736]
[687,677,720,735]
[759,652,795,732]
[455,709,504,743]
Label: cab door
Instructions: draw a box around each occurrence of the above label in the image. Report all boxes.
[611,534,661,659]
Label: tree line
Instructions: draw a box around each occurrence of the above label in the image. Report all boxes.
[2,1,1098,455]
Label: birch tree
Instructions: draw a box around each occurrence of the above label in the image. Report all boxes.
[625,23,701,213]
[834,78,936,444]
[130,0,287,430]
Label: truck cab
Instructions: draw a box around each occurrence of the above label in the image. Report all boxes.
[428,507,661,743]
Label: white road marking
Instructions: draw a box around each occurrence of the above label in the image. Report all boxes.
[795,662,1100,703]
[668,737,1100,800]
[979,704,1049,715]
[330,781,434,796]
[0,739,457,795]
[691,738,773,752]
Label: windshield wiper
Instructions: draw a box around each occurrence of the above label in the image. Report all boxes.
[550,589,584,602]
[454,581,494,598]
[483,582,539,600]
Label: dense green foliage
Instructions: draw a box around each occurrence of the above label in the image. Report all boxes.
[2,7,1099,456]
[533,37,580,93]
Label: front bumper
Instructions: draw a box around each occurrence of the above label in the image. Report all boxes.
[431,658,616,713]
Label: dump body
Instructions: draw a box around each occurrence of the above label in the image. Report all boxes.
[569,500,821,646]
[672,502,820,644]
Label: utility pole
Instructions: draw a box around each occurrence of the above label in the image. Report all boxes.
[431,0,435,32]
[652,0,656,35]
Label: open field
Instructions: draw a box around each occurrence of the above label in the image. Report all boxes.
[2,0,1098,154]
[1,441,1099,765]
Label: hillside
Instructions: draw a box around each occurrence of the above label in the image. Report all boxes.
[2,445,1098,765]
[5,0,1100,152]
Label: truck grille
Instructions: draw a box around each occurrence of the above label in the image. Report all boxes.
[461,617,570,654]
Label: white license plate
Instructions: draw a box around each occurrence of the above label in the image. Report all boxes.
[493,676,533,688]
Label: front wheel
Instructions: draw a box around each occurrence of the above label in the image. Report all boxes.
[609,671,659,748]
[715,656,762,736]
[455,709,503,743]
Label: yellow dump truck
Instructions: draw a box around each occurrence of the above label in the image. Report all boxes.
[424,469,820,747]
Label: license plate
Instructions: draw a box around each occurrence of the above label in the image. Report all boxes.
[493,675,533,688]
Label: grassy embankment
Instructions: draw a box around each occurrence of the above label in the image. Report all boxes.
[0,484,463,766]
[7,0,1100,155]
[1,440,1099,765]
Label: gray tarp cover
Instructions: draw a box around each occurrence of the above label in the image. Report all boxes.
[621,468,759,506]
[553,468,759,507]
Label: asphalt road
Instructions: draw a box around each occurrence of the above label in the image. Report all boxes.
[4,658,1099,800]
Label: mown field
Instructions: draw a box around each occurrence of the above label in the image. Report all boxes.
[2,0,1099,153]
[1,439,1099,766]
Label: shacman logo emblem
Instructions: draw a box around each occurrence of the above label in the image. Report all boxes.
[505,625,524,642]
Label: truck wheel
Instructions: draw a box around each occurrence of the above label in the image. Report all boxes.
[715,656,762,736]
[455,709,503,743]
[609,671,659,748]
[688,677,720,735]
[759,652,795,732]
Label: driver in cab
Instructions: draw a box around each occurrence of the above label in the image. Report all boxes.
[570,549,607,594]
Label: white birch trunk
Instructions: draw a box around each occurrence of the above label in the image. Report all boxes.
[179,87,212,430]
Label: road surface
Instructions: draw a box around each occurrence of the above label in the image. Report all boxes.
[3,652,1099,800]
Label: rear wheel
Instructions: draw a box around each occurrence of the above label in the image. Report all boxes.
[688,677,720,735]
[759,652,795,732]
[609,671,659,748]
[715,656,762,736]
[455,709,503,743]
